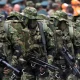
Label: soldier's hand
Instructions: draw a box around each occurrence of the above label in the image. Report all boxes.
[40,67,44,73]
[3,67,11,75]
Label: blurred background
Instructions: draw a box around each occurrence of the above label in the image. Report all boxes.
[7,0,71,4]
[0,0,80,20]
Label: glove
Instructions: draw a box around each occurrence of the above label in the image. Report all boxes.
[13,44,22,58]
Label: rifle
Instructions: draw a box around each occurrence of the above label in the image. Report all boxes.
[0,58,20,74]
[61,46,80,78]
[20,54,60,71]
[0,52,20,74]
[20,54,61,79]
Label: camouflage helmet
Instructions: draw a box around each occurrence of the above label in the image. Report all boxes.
[50,10,67,21]
[36,3,41,8]
[22,7,37,19]
[7,11,23,21]
[26,1,34,7]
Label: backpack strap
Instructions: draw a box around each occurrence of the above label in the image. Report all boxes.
[69,26,74,39]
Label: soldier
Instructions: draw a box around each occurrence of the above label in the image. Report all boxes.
[4,12,22,63]
[20,7,54,80]
[0,14,12,80]
[3,11,25,80]
[50,10,80,80]
[0,14,8,80]
[73,15,80,68]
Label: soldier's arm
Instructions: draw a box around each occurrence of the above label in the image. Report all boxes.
[43,22,55,51]
[43,22,55,64]
[4,21,23,58]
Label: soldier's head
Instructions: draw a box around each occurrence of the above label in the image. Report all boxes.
[22,7,38,29]
[59,20,68,31]
[35,3,42,11]
[7,11,23,21]
[50,10,68,31]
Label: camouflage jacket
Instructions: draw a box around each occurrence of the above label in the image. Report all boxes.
[22,20,54,58]
[4,20,25,65]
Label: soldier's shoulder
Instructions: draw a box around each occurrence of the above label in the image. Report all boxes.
[38,20,48,30]
[39,20,53,36]
[4,20,17,33]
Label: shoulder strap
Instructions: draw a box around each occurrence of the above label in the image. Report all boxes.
[69,26,74,39]
[68,24,75,57]
[38,21,47,59]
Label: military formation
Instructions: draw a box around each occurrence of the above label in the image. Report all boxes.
[0,1,80,80]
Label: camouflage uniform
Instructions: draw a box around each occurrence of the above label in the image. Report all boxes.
[20,7,54,80]
[3,12,25,80]
[4,11,25,65]
[7,12,26,54]
[73,15,80,70]
[3,20,18,80]
[75,15,80,31]
[50,11,80,80]
[0,14,8,80]
[0,15,11,80]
